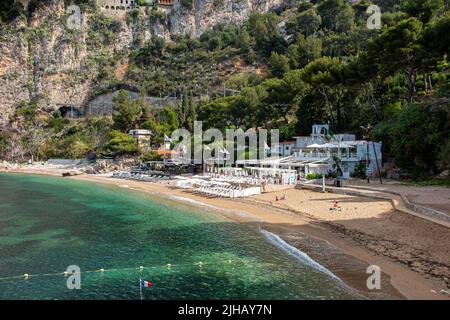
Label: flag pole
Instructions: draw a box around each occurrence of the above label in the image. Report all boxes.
[139,279,143,300]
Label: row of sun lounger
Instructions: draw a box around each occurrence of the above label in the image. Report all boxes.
[112,171,170,182]
[193,184,243,198]
[208,175,265,185]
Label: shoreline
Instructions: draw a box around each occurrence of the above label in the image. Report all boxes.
[2,168,449,300]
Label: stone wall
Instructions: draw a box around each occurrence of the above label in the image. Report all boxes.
[97,0,137,10]
[86,90,178,116]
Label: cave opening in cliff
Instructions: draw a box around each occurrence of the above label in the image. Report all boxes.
[59,106,83,118]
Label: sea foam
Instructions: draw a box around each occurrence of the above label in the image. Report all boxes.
[261,229,343,283]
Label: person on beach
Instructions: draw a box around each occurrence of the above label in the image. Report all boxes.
[331,201,342,212]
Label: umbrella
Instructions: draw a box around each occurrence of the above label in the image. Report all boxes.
[306,143,323,148]
[336,143,355,148]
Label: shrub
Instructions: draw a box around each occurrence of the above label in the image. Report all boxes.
[306,173,323,180]
[213,0,224,9]
[149,9,166,24]
[141,150,162,162]
[352,162,367,179]
[136,0,147,6]
[127,8,140,25]
[0,0,24,23]
[106,130,139,155]
[180,0,193,10]
[208,36,223,51]
[437,139,450,171]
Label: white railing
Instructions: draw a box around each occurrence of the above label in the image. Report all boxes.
[295,152,360,161]
[295,152,330,160]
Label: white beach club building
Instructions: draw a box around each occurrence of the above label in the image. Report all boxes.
[289,124,383,178]
[233,124,382,180]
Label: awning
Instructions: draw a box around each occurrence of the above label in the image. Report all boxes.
[306,144,323,148]
[323,143,355,148]
[307,143,355,149]
[157,149,177,155]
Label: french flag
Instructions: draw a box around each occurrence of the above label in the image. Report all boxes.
[140,278,153,288]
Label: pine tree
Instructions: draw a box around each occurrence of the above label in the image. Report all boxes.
[186,91,197,131]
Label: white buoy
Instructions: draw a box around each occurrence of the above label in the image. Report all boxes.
[23,273,29,279]
[100,268,105,272]
[63,271,69,277]
[139,266,144,270]
[167,263,172,268]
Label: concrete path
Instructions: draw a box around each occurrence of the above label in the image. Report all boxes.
[299,182,450,228]
[347,182,450,215]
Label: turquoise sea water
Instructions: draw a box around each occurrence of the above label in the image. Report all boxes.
[0,173,357,300]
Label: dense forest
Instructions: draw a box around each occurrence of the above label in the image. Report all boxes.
[1,0,449,181]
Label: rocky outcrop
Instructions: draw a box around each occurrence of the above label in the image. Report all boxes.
[0,0,282,119]
[1,0,133,118]
[0,19,30,120]
[168,0,284,37]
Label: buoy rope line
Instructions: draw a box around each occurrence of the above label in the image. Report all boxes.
[0,259,239,282]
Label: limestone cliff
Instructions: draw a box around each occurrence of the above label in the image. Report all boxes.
[169,0,283,37]
[0,0,282,120]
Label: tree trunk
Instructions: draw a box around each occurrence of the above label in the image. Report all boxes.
[406,69,417,102]
[318,87,333,124]
[428,75,433,93]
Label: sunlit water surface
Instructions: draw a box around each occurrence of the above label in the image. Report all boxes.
[0,173,357,299]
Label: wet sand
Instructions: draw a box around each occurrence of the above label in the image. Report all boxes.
[3,168,450,300]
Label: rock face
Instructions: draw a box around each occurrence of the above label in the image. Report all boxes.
[0,0,134,119]
[168,0,283,37]
[87,91,179,116]
[0,0,282,120]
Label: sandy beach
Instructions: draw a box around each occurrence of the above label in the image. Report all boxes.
[3,166,450,300]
